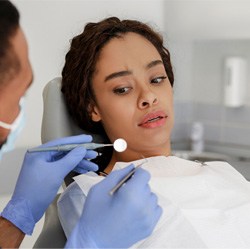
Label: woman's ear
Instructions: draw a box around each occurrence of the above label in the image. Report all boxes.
[89,104,101,122]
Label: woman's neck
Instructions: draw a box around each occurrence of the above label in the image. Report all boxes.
[104,143,171,174]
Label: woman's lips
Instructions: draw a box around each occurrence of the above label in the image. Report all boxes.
[138,111,167,128]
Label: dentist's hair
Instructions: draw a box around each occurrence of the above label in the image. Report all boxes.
[0,0,20,87]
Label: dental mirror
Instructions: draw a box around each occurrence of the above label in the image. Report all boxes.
[113,138,127,152]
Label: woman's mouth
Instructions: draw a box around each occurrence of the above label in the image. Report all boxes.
[138,111,167,128]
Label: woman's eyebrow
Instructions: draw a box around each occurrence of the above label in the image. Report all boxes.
[146,60,164,69]
[104,60,163,82]
[104,70,132,82]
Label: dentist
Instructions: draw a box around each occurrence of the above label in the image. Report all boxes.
[0,1,161,248]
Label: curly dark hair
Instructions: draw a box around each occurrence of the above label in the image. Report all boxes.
[0,0,20,87]
[61,17,174,171]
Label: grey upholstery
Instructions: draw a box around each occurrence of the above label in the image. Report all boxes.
[34,77,104,248]
[41,77,104,143]
[34,77,71,248]
[33,194,66,248]
[41,77,84,143]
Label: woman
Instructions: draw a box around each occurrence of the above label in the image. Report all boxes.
[58,17,250,248]
[61,17,174,173]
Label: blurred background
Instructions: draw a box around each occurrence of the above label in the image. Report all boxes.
[1,0,250,247]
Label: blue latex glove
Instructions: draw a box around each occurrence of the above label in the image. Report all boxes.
[66,165,163,248]
[1,135,98,235]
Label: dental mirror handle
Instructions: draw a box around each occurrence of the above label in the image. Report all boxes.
[27,143,113,152]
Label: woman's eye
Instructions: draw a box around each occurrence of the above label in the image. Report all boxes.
[151,76,167,84]
[113,87,131,95]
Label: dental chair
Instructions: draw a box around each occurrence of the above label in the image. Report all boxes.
[33,77,104,248]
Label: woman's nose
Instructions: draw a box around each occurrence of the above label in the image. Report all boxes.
[138,87,158,109]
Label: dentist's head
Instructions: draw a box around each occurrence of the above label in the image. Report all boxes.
[0,0,33,158]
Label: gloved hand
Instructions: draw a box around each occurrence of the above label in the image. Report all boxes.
[1,135,98,235]
[66,164,163,248]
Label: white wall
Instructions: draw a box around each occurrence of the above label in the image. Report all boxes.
[192,40,250,106]
[163,0,250,41]
[163,0,250,104]
[12,0,166,148]
[168,41,194,102]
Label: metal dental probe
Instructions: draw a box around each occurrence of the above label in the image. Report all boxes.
[109,156,148,196]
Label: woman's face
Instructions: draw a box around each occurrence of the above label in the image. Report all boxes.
[91,32,174,161]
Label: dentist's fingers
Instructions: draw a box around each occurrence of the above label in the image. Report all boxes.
[85,150,98,159]
[47,148,97,162]
[51,146,89,174]
[74,160,99,173]
[121,167,151,191]
[95,164,135,191]
[40,134,93,147]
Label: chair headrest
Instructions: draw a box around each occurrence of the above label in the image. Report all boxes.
[41,77,104,144]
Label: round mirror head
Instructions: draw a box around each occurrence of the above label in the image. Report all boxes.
[113,138,127,152]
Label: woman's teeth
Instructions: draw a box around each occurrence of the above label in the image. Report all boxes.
[147,116,162,123]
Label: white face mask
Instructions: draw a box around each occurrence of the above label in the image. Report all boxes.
[0,98,26,160]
